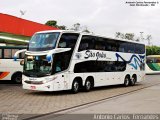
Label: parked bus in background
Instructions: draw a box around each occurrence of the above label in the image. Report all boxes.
[17,30,145,93]
[146,55,160,74]
[0,46,26,83]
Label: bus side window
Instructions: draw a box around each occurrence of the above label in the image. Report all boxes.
[58,40,67,48]
[135,44,145,54]
[78,35,94,51]
[156,58,160,63]
[105,39,117,52]
[4,49,12,58]
[79,43,88,51]
[117,41,127,53]
[20,52,25,59]
[58,33,79,49]
[0,49,2,58]
[146,58,152,63]
[127,43,135,53]
[52,51,71,74]
[58,36,67,48]
[12,49,19,58]
[95,37,105,50]
[74,61,126,73]
[74,61,96,73]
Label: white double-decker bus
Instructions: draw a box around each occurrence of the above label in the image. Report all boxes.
[21,30,145,93]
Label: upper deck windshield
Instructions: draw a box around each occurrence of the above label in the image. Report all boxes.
[29,32,60,51]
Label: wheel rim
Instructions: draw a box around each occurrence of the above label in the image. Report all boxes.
[73,81,79,92]
[15,76,22,83]
[125,78,129,86]
[131,77,136,85]
[86,81,91,90]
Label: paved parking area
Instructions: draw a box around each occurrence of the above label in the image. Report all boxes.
[33,82,160,120]
[0,75,159,114]
[69,84,160,114]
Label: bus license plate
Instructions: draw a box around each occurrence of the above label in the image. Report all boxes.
[30,86,36,90]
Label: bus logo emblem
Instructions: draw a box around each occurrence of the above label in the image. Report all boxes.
[75,53,82,59]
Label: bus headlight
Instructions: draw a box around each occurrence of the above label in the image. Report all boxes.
[43,76,57,83]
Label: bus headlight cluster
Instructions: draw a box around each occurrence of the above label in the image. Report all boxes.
[43,76,58,83]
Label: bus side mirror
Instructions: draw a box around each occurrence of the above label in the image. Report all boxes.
[20,60,24,66]
[14,49,27,61]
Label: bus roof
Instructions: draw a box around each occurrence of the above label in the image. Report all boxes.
[35,30,144,45]
[147,55,160,58]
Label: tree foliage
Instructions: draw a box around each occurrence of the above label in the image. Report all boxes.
[45,20,57,27]
[115,32,134,40]
[45,20,66,30]
[115,32,152,44]
[125,33,134,40]
[146,46,160,56]
[71,23,91,33]
[45,20,91,32]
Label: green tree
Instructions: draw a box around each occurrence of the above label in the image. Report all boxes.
[115,32,124,39]
[125,33,134,40]
[70,23,91,33]
[115,32,134,40]
[45,20,66,30]
[146,46,160,56]
[45,20,57,27]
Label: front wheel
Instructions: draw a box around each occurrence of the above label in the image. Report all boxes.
[71,80,80,94]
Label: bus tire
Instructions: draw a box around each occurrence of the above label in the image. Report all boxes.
[123,75,130,87]
[12,72,22,84]
[71,80,80,94]
[130,75,137,86]
[84,79,92,92]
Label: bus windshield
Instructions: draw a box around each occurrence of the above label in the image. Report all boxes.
[24,55,52,77]
[24,33,80,77]
[29,32,60,51]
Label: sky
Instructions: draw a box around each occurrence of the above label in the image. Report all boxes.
[0,0,160,45]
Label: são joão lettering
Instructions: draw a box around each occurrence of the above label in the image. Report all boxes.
[84,50,106,60]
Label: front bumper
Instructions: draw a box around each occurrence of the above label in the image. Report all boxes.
[22,75,68,92]
[23,81,54,91]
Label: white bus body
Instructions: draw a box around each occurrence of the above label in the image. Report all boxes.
[0,46,26,83]
[22,30,145,93]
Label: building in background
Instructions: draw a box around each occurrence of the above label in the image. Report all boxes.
[0,13,58,45]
